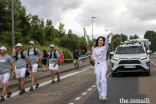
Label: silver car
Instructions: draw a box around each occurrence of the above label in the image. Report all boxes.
[111,42,150,77]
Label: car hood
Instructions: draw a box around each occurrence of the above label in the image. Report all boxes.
[113,53,147,59]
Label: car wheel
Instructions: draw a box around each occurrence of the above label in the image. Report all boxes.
[112,73,116,77]
[145,69,150,76]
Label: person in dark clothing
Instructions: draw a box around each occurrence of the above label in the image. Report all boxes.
[41,50,48,72]
[81,50,86,62]
[73,49,79,70]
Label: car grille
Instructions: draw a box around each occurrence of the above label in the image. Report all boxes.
[119,60,141,64]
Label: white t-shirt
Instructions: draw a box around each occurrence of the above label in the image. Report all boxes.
[92,38,108,63]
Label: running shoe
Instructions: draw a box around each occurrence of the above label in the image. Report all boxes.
[6,92,12,98]
[99,94,102,100]
[29,86,33,91]
[57,77,60,82]
[22,89,25,93]
[0,96,5,102]
[35,84,39,88]
[102,96,107,101]
[51,80,55,83]
[19,90,23,95]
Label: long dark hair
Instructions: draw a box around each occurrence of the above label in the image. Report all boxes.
[94,36,105,48]
[43,50,47,57]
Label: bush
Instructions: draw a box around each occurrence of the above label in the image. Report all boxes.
[53,38,61,46]
[23,36,31,44]
[59,37,78,51]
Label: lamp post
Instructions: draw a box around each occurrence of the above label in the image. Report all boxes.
[91,17,96,46]
[11,0,15,53]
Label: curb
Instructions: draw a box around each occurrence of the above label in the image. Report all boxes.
[0,64,91,91]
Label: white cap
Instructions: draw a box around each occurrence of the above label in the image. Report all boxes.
[50,44,55,48]
[28,41,34,45]
[0,46,6,51]
[16,43,22,47]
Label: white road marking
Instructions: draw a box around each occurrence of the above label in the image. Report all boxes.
[81,92,87,95]
[151,61,156,66]
[87,88,92,91]
[69,103,74,104]
[4,66,93,100]
[92,85,96,87]
[75,97,81,100]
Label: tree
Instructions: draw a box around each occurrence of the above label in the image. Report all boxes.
[129,34,139,39]
[58,23,65,38]
[144,31,156,52]
[112,37,121,51]
[112,33,127,42]
[68,29,73,38]
[45,19,55,42]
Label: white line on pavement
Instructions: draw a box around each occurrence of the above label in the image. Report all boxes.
[69,103,74,104]
[151,61,156,66]
[5,66,93,100]
[75,97,81,100]
[87,88,92,91]
[81,92,87,95]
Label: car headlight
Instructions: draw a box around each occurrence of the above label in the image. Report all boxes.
[140,56,147,60]
[113,58,119,61]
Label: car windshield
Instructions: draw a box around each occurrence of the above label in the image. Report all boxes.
[116,46,145,54]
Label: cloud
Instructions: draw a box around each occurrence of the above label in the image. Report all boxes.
[21,0,156,40]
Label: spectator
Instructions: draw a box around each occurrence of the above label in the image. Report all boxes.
[81,50,85,62]
[73,49,79,70]
[59,50,64,65]
[41,50,48,71]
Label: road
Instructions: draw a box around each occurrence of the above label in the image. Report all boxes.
[2,56,156,104]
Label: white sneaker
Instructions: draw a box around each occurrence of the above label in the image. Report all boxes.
[99,94,102,100]
[102,96,107,101]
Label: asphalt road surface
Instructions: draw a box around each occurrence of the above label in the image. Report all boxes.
[2,58,156,104]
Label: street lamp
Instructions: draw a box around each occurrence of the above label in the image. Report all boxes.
[91,17,96,46]
[105,30,108,38]
[11,0,15,53]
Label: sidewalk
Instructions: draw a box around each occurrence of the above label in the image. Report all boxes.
[0,60,91,89]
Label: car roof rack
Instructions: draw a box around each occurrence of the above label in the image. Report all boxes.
[119,41,141,45]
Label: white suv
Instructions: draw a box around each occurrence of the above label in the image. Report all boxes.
[111,42,150,77]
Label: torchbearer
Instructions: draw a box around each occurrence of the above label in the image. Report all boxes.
[88,33,116,101]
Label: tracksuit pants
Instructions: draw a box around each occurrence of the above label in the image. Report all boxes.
[94,61,107,96]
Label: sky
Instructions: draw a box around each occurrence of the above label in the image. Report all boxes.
[21,0,156,40]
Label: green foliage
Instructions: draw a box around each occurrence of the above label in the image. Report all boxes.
[53,38,61,46]
[59,37,78,51]
[0,0,87,58]
[129,34,139,39]
[144,31,156,52]
[112,33,128,42]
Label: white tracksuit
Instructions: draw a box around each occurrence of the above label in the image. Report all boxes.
[92,37,108,96]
